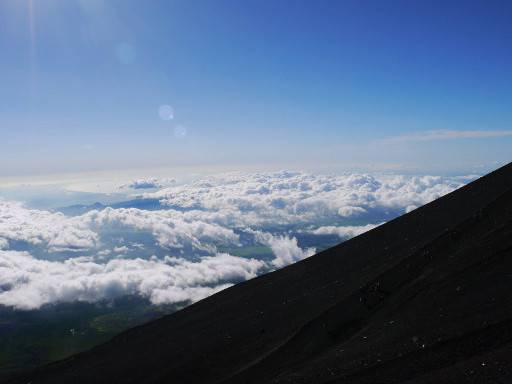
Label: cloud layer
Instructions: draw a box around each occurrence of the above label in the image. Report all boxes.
[0,171,472,309]
[119,178,176,190]
[143,171,469,227]
[0,201,98,252]
[0,250,264,310]
[307,223,383,239]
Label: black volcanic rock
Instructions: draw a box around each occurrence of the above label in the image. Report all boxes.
[6,163,512,384]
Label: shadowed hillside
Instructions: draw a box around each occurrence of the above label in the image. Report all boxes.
[6,163,512,384]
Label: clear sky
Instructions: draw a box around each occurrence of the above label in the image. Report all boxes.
[1,0,511,178]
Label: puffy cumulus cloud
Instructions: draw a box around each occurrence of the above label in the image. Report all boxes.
[0,171,473,309]
[0,203,239,254]
[307,223,383,239]
[254,231,315,268]
[338,206,367,218]
[405,205,418,213]
[119,178,175,190]
[0,201,98,252]
[0,250,265,310]
[83,208,239,252]
[143,171,469,227]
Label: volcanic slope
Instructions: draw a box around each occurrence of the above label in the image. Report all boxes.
[6,163,512,384]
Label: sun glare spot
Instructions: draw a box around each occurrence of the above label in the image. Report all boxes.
[158,105,175,121]
[174,125,187,139]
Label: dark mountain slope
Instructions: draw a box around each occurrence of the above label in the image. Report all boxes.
[6,163,512,384]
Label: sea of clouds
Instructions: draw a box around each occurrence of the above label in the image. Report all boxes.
[0,171,474,310]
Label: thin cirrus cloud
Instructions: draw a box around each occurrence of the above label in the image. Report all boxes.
[380,129,512,143]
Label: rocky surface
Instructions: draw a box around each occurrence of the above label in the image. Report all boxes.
[6,163,512,384]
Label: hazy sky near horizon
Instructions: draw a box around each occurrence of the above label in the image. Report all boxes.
[1,0,512,178]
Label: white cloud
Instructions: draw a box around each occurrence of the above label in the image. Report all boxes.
[84,207,240,251]
[143,171,468,226]
[0,201,98,251]
[382,129,512,143]
[0,250,266,310]
[307,223,382,239]
[0,171,473,309]
[119,178,175,190]
[405,205,418,213]
[0,202,239,254]
[254,231,315,268]
[338,206,367,217]
[0,238,8,249]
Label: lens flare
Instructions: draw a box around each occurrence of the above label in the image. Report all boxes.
[174,125,187,139]
[158,105,174,120]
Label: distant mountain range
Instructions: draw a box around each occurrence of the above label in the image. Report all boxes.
[56,199,165,216]
[6,163,512,384]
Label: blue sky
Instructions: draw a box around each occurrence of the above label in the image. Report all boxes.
[1,0,511,178]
